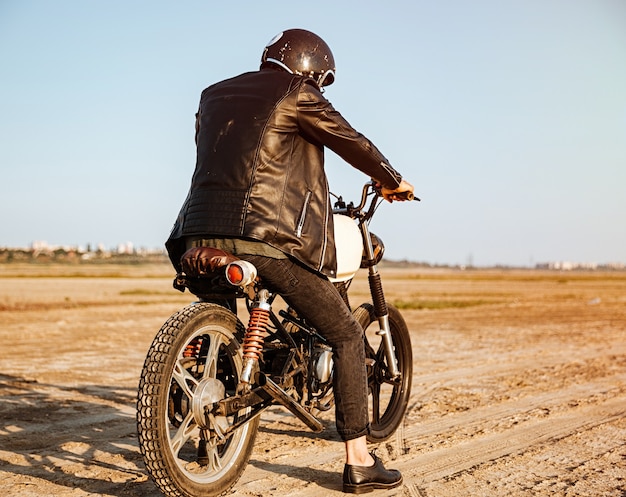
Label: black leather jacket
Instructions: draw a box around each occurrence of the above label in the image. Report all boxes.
[166,68,402,278]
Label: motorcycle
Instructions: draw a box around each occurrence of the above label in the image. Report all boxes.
[136,181,417,497]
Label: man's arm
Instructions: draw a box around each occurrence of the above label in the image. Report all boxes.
[296,81,403,190]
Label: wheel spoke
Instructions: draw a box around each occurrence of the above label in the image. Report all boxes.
[376,347,394,383]
[203,332,226,379]
[169,410,196,457]
[172,359,199,399]
[206,443,225,473]
[370,380,381,424]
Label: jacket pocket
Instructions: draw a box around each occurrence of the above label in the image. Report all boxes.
[295,191,312,238]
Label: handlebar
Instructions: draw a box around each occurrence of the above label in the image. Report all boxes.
[333,181,419,221]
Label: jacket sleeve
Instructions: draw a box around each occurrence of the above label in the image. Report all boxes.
[295,81,402,189]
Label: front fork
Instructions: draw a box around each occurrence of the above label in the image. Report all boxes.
[361,224,401,380]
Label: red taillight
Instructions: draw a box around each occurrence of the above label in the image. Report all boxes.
[226,264,245,285]
[225,261,257,287]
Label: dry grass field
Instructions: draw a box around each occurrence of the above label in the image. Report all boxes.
[0,263,625,496]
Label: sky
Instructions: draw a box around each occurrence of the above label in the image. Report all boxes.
[1,0,625,267]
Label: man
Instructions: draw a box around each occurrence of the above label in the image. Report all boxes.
[166,28,414,493]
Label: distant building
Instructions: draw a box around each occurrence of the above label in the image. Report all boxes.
[116,242,135,254]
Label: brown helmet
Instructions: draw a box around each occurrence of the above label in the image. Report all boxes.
[261,29,336,88]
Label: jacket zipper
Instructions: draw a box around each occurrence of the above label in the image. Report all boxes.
[318,184,330,274]
[296,191,312,238]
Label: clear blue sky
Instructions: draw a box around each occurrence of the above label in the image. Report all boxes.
[1,0,625,267]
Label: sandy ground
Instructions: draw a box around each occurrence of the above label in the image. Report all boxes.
[0,263,625,497]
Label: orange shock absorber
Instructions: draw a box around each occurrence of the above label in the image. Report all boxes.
[183,337,202,358]
[241,290,271,384]
[242,307,270,362]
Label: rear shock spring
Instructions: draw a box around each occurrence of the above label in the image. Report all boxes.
[183,337,203,358]
[242,307,270,362]
[240,290,272,385]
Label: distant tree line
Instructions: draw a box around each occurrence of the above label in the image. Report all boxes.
[0,247,168,264]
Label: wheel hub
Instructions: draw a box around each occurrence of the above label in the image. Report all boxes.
[191,377,225,428]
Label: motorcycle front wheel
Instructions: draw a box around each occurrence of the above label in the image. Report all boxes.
[353,302,413,442]
[137,302,259,497]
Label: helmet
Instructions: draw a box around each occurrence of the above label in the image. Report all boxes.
[261,29,336,88]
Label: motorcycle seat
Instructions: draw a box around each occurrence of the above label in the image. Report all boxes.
[173,246,242,299]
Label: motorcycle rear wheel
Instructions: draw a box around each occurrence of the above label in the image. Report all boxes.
[137,302,259,497]
[353,302,412,442]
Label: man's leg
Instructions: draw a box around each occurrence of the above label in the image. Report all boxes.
[241,255,370,440]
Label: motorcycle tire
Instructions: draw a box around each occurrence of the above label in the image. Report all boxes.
[353,302,412,442]
[137,302,259,497]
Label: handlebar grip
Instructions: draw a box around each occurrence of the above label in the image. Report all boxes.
[394,191,419,202]
[372,182,420,201]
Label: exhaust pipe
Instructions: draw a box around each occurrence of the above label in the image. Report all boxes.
[257,373,324,433]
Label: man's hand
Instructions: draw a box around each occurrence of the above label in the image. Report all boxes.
[381,179,415,203]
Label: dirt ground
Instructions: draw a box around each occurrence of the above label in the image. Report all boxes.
[0,263,625,497]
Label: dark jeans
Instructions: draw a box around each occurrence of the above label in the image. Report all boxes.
[239,255,370,441]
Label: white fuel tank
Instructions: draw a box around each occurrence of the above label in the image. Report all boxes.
[330,214,362,283]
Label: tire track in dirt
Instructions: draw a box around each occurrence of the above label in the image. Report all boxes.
[410,340,626,389]
[234,373,626,495]
[397,396,626,482]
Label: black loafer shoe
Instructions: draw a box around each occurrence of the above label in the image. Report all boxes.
[343,453,402,494]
